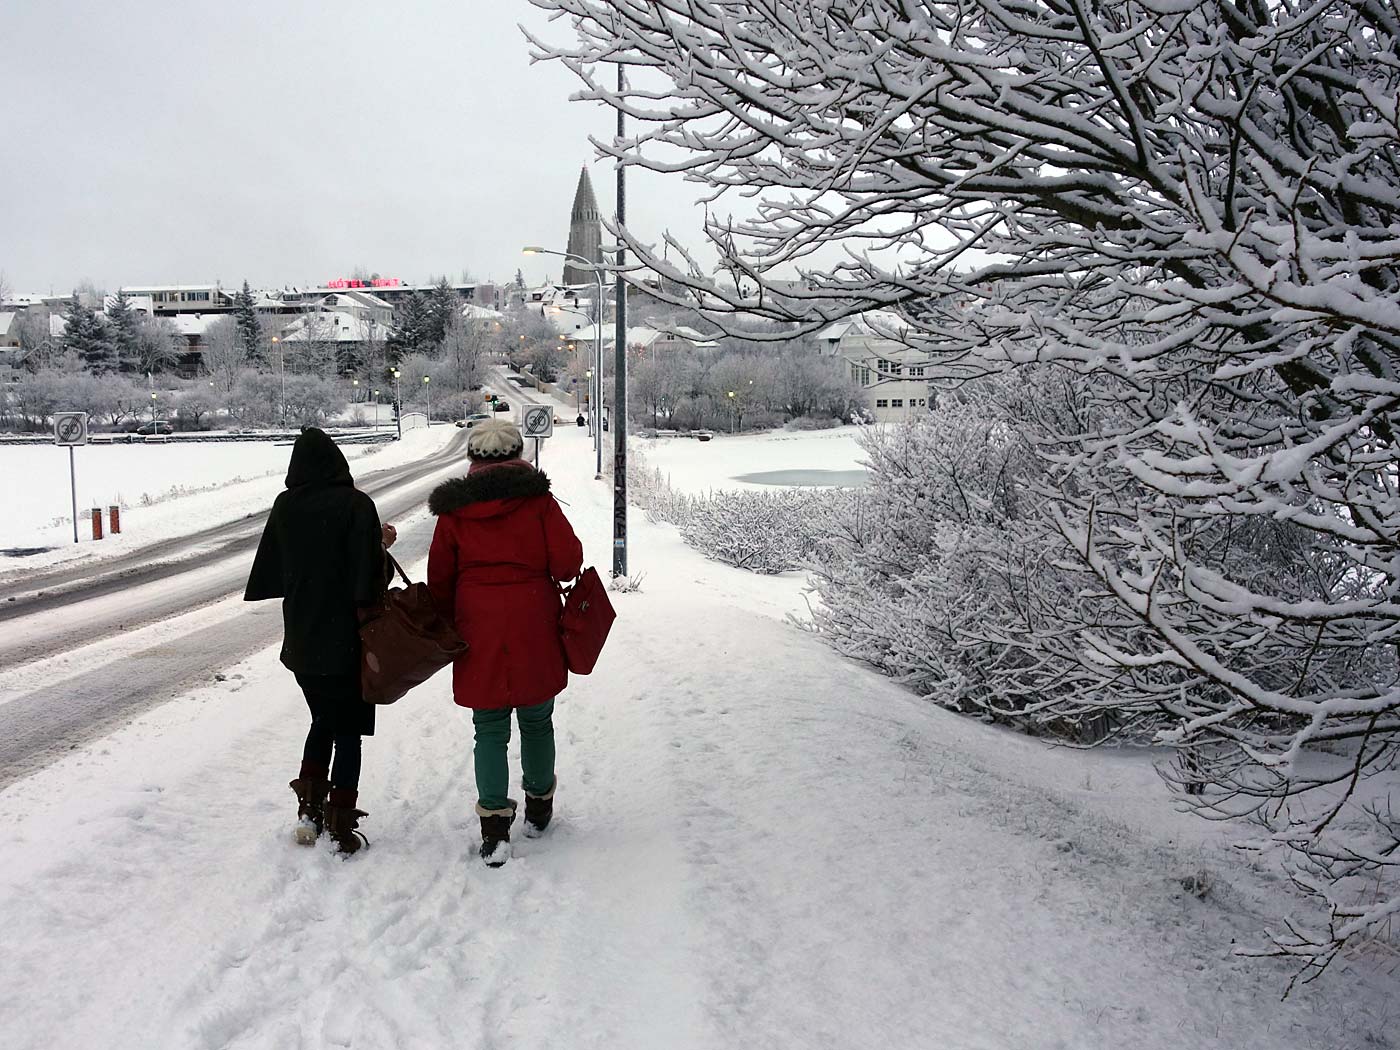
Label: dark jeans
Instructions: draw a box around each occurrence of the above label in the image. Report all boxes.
[295,671,368,791]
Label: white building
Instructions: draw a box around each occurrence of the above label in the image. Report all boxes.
[571,323,720,360]
[278,310,383,347]
[815,312,932,423]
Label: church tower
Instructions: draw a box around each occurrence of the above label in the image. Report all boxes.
[564,166,603,286]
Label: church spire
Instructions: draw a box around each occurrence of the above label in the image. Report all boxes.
[564,166,603,286]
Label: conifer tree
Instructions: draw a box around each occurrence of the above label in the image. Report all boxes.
[386,291,432,366]
[234,280,263,366]
[64,293,117,374]
[106,289,141,372]
[426,277,458,350]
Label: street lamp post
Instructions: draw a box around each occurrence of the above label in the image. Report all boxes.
[372,389,381,431]
[272,336,284,426]
[423,375,432,427]
[150,391,158,430]
[523,246,605,479]
[728,390,737,433]
[392,368,402,441]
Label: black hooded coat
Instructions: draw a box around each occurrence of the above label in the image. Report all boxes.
[244,429,386,701]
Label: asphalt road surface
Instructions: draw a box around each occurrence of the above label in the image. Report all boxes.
[0,429,471,788]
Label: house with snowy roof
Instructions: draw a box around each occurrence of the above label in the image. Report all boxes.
[277,310,384,347]
[815,311,932,423]
[570,323,720,360]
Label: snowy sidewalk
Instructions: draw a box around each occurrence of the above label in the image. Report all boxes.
[0,424,1392,1050]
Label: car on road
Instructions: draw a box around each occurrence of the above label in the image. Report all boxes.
[136,420,174,436]
[492,400,511,413]
[455,413,492,428]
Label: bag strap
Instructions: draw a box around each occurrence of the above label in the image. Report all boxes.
[386,551,412,588]
[556,569,586,597]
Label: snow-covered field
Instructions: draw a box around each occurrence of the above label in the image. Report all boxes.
[0,424,455,565]
[638,425,866,492]
[1,417,1397,1048]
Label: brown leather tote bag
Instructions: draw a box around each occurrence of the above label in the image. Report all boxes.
[360,554,468,704]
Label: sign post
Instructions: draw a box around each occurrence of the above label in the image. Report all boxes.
[521,405,554,469]
[54,411,89,544]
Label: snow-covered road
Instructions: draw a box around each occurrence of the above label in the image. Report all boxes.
[0,430,471,787]
[0,415,1395,1049]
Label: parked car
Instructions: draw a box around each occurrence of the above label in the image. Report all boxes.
[694,430,714,442]
[492,400,511,413]
[455,412,493,428]
[136,420,174,436]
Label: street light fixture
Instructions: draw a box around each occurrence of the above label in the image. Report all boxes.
[391,368,402,440]
[271,335,284,426]
[423,375,431,427]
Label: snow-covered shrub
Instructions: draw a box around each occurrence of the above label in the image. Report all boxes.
[787,416,841,431]
[808,377,1107,732]
[680,488,844,574]
[533,0,1400,971]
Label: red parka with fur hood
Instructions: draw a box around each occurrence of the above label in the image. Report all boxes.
[427,459,583,710]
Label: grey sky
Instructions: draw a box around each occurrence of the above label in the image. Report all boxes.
[2,0,702,295]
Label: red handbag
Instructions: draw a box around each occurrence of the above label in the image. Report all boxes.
[558,567,616,674]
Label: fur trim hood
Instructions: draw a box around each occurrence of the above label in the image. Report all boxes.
[428,461,551,516]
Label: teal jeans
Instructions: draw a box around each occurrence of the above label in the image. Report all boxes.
[472,698,555,812]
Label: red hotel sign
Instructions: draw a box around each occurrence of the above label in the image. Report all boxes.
[326,278,402,289]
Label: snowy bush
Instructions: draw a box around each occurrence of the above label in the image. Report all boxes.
[680,488,844,574]
[787,416,841,432]
[533,0,1400,972]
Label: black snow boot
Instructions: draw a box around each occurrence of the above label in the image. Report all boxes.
[523,778,556,839]
[290,777,329,845]
[476,800,518,868]
[324,789,369,855]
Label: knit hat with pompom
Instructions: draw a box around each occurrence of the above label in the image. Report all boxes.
[466,418,525,461]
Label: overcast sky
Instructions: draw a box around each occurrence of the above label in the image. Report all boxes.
[2,0,706,295]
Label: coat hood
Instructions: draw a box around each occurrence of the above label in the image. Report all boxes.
[429,461,551,517]
[285,427,353,488]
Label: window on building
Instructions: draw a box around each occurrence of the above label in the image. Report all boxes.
[861,367,871,385]
[850,362,860,381]
[875,399,889,408]
[878,358,891,372]
[911,367,925,377]
[891,364,903,376]
[891,399,904,408]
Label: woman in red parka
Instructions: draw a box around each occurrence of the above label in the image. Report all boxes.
[427,419,583,867]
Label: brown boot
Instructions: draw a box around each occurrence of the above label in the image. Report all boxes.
[324,788,369,855]
[289,777,329,845]
[476,800,518,867]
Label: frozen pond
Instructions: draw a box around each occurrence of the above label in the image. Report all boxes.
[731,469,868,488]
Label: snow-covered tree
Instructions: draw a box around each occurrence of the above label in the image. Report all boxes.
[234,280,263,366]
[531,0,1400,973]
[387,291,434,364]
[105,290,141,373]
[201,317,246,413]
[63,294,116,374]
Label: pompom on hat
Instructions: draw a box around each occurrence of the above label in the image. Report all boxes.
[467,418,525,460]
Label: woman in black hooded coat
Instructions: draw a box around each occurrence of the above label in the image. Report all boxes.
[244,427,395,854]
